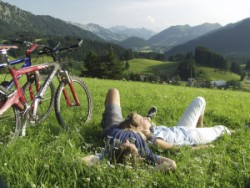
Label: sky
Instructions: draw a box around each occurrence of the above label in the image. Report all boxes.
[2,0,250,32]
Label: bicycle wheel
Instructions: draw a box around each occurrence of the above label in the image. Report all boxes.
[23,75,55,124]
[0,86,22,144]
[55,76,92,129]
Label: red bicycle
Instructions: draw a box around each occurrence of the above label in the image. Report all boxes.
[0,40,55,124]
[0,40,92,144]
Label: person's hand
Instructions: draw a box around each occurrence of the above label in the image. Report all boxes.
[81,155,101,166]
[208,144,215,148]
[122,140,140,158]
[154,156,177,173]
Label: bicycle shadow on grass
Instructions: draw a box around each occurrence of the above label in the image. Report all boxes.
[44,119,105,149]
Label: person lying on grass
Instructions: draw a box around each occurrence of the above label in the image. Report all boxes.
[101,89,232,152]
[83,88,232,169]
[82,88,176,173]
[143,96,232,150]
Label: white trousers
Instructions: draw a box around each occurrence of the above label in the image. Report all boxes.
[176,96,206,128]
[176,97,231,145]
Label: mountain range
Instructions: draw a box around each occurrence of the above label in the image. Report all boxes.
[71,22,222,51]
[70,22,128,42]
[1,1,250,63]
[166,18,250,62]
[147,23,221,50]
[71,23,156,42]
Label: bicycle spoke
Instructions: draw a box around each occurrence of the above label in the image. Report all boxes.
[55,77,92,129]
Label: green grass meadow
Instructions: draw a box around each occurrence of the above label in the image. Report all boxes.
[127,58,241,82]
[196,67,241,81]
[0,77,250,187]
[127,58,179,76]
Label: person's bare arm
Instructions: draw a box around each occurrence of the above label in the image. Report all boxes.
[191,144,215,150]
[154,138,215,150]
[154,138,175,149]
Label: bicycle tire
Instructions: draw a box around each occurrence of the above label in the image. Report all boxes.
[55,76,92,129]
[22,76,55,124]
[0,85,22,144]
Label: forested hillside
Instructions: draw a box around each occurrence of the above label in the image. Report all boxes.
[0,2,101,40]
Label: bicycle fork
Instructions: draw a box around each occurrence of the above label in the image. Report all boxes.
[59,70,80,106]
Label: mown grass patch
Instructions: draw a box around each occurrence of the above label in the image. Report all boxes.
[196,67,241,81]
[126,58,241,82]
[127,58,178,76]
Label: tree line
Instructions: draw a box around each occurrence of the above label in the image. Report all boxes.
[173,46,247,81]
[2,34,248,84]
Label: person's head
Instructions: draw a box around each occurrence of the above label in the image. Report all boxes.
[118,112,153,140]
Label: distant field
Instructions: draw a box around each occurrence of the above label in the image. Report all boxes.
[127,58,178,76]
[127,58,241,81]
[196,67,241,81]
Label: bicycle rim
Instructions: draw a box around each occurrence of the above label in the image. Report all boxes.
[0,105,22,145]
[55,76,92,129]
[23,78,55,124]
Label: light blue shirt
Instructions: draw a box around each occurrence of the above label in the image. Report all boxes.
[151,125,196,146]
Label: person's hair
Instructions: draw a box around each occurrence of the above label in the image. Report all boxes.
[118,112,146,140]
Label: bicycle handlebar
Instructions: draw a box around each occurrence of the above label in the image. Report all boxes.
[12,40,39,55]
[59,39,83,51]
[12,40,32,47]
[38,39,83,61]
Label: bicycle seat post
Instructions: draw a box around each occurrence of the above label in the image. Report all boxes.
[0,49,8,65]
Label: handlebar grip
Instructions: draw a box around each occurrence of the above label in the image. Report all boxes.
[38,51,46,55]
[68,44,79,48]
[59,40,83,52]
[69,40,83,48]
[38,46,53,55]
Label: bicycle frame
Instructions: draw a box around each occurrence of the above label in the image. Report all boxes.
[0,43,38,90]
[0,49,80,121]
[0,61,60,119]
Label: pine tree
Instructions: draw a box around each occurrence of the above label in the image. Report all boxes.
[83,50,103,77]
[245,60,250,70]
[230,62,242,74]
[104,46,124,79]
[177,52,196,81]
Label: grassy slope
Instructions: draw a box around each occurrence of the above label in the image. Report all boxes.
[197,67,241,81]
[127,58,241,81]
[0,77,249,187]
[127,58,178,76]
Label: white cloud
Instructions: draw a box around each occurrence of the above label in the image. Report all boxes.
[147,16,155,23]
